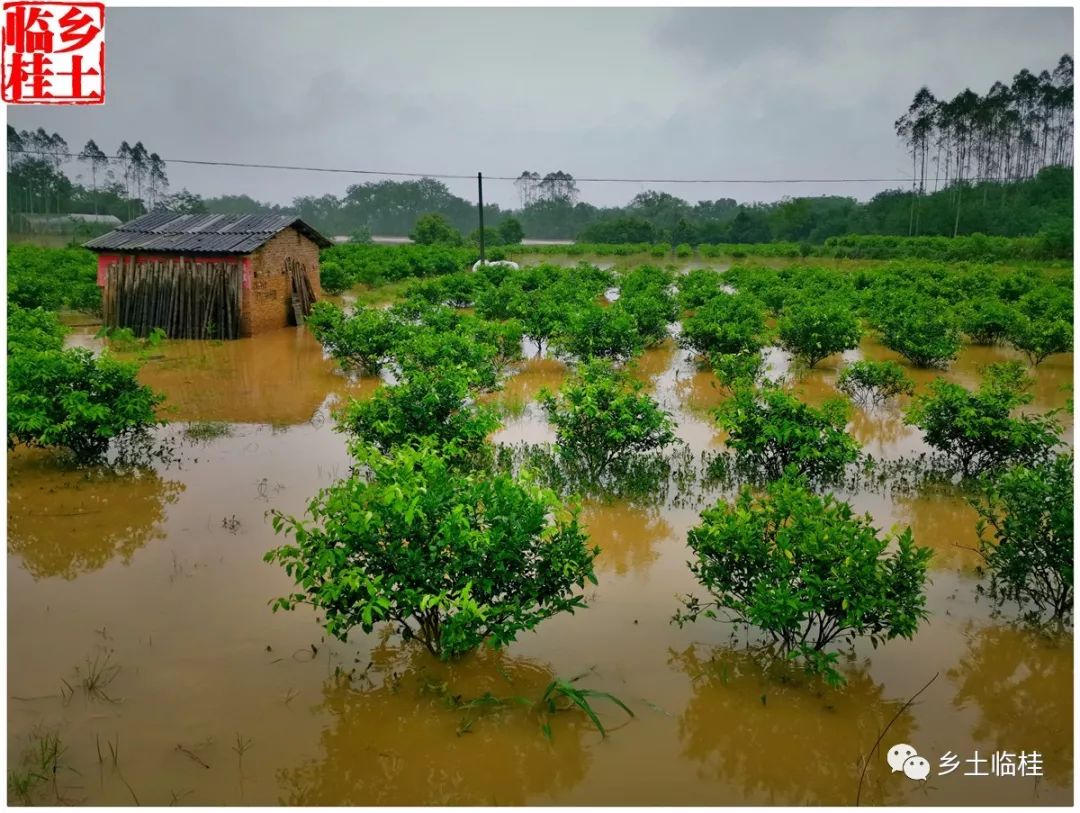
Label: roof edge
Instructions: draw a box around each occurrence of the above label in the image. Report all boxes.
[286,217,334,249]
[82,213,334,252]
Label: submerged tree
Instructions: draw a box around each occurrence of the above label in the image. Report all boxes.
[972,453,1073,627]
[339,364,500,468]
[679,292,768,359]
[905,362,1060,476]
[875,298,962,369]
[267,443,598,659]
[540,358,676,481]
[836,360,914,406]
[776,299,862,368]
[677,476,932,682]
[715,385,860,483]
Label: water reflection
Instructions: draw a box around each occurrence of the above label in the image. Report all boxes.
[581,502,672,577]
[8,451,184,579]
[277,644,590,805]
[847,405,917,457]
[949,624,1073,787]
[891,490,983,571]
[674,363,727,415]
[112,327,377,425]
[489,356,566,411]
[630,342,677,384]
[671,645,915,805]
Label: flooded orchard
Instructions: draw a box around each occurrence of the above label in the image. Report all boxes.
[8,311,1073,805]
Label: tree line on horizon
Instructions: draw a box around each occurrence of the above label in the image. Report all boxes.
[7,50,1073,245]
[896,54,1073,236]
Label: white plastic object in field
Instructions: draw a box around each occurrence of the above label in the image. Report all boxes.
[471,259,520,273]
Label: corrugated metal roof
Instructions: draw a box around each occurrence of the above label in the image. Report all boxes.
[83,212,332,253]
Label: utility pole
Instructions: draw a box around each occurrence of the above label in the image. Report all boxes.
[477,171,485,264]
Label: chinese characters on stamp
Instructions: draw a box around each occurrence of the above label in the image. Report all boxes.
[2,1,104,104]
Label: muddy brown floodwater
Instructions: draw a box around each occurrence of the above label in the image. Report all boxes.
[8,324,1074,806]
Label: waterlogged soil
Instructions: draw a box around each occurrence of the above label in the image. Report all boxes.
[7,324,1073,806]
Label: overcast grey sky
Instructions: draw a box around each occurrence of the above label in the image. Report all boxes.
[8,6,1074,208]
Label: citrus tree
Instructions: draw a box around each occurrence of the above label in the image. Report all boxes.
[1007,314,1073,366]
[874,297,961,368]
[266,443,598,659]
[307,302,405,375]
[8,345,163,463]
[8,304,67,353]
[958,296,1017,345]
[339,364,499,467]
[679,292,767,359]
[905,363,1059,476]
[715,384,860,482]
[677,476,931,681]
[973,454,1073,626]
[777,299,862,368]
[539,358,676,481]
[552,302,643,363]
[836,360,914,405]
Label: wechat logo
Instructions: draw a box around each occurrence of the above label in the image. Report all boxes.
[888,743,930,781]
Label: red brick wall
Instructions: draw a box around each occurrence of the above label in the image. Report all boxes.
[240,228,323,336]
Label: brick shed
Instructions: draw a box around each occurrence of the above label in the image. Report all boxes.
[85,212,331,339]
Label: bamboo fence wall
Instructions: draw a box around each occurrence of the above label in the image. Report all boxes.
[101,257,243,340]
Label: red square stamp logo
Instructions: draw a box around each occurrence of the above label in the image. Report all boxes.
[1,1,104,104]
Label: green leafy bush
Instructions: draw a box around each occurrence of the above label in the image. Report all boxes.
[552,302,643,363]
[1005,285,1073,365]
[679,292,767,359]
[875,298,962,368]
[905,363,1060,476]
[8,244,100,312]
[410,213,463,246]
[395,318,510,393]
[317,243,475,288]
[8,345,163,462]
[519,288,567,356]
[677,268,724,310]
[619,287,677,347]
[307,301,405,375]
[266,443,598,659]
[339,364,500,466]
[973,454,1073,626]
[677,476,931,681]
[824,233,1061,262]
[1007,314,1073,366]
[8,305,67,353]
[539,359,676,481]
[474,279,524,321]
[836,360,914,405]
[777,299,862,368]
[710,351,766,391]
[715,385,860,482]
[958,297,1017,345]
[318,258,352,295]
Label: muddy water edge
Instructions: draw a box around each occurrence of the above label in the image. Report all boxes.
[7,305,1074,805]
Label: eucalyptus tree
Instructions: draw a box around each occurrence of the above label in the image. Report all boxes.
[78,140,110,213]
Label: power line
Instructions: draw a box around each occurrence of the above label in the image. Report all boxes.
[11,147,1037,185]
[9,148,929,184]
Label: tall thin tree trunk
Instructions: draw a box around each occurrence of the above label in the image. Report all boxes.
[953,183,963,238]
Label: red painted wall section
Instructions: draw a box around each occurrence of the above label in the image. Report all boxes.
[96,254,116,285]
